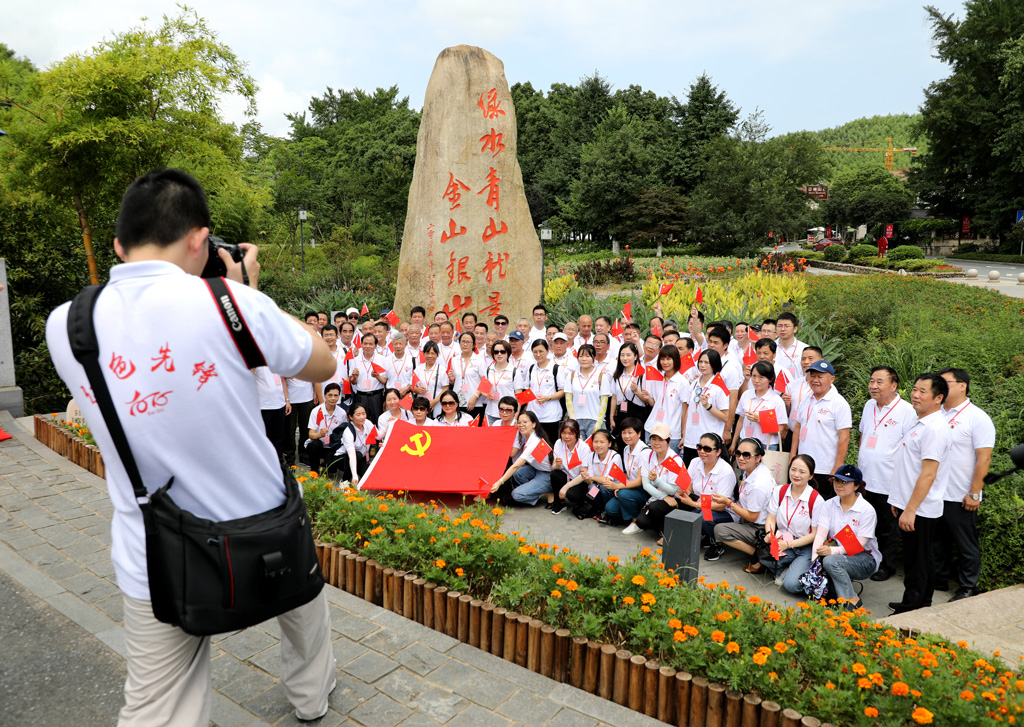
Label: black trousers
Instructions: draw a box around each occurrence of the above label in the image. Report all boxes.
[261,407,286,461]
[539,421,561,446]
[681,447,698,468]
[352,390,385,428]
[636,498,680,534]
[285,399,316,465]
[896,509,938,610]
[304,440,339,475]
[933,499,981,590]
[550,470,568,504]
[863,489,900,573]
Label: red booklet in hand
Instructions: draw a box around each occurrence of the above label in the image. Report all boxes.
[833,525,864,555]
[758,409,780,434]
[516,390,537,405]
[531,439,552,463]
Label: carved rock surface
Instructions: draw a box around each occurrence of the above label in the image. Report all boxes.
[394,45,541,323]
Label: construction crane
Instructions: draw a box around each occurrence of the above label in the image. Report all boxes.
[819,137,918,171]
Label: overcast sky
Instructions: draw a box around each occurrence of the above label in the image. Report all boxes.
[6,1,967,139]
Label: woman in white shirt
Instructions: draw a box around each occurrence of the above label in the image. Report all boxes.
[639,346,686,452]
[331,403,375,486]
[609,343,650,444]
[409,396,431,428]
[489,411,555,507]
[759,454,822,594]
[563,429,621,520]
[412,341,447,417]
[377,388,413,440]
[548,419,592,514]
[600,417,651,528]
[676,432,737,561]
[633,423,686,540]
[516,339,566,443]
[431,390,474,427]
[565,346,610,440]
[680,350,730,466]
[452,331,486,420]
[730,361,789,454]
[474,340,516,424]
[713,437,776,573]
[812,465,880,610]
[304,382,347,475]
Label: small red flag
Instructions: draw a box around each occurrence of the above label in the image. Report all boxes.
[711,373,730,396]
[516,390,537,405]
[360,303,369,317]
[774,369,790,393]
[700,493,713,521]
[399,393,413,410]
[412,372,422,389]
[645,366,664,382]
[366,426,378,446]
[385,310,400,327]
[610,319,623,338]
[662,457,682,475]
[743,344,757,367]
[770,531,781,560]
[651,319,662,337]
[622,302,632,321]
[834,525,864,555]
[344,347,355,362]
[531,438,552,463]
[477,414,488,427]
[567,448,582,470]
[695,286,704,304]
[748,328,760,342]
[632,363,645,379]
[659,283,674,296]
[371,362,387,375]
[456,321,462,334]
[419,350,426,364]
[342,379,352,395]
[388,341,395,353]
[477,377,494,395]
[609,463,628,485]
[758,409,780,434]
[315,409,325,426]
[446,356,453,375]
[678,354,695,374]
[585,433,594,449]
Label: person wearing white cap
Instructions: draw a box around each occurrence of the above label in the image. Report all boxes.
[788,360,851,489]
[631,422,685,539]
[548,332,579,373]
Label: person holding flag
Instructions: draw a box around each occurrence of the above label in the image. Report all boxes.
[474,341,517,424]
[758,454,821,593]
[599,418,651,529]
[566,345,611,440]
[730,362,788,454]
[632,423,687,539]
[489,411,556,507]
[430,390,475,427]
[563,430,622,520]
[411,341,448,417]
[676,433,736,560]
[348,332,389,425]
[377,388,413,439]
[409,396,432,428]
[679,350,730,466]
[516,339,567,444]
[548,420,592,514]
[687,308,707,358]
[609,343,650,443]
[452,331,486,417]
[304,383,348,474]
[713,437,777,573]
[640,346,687,452]
[385,332,417,398]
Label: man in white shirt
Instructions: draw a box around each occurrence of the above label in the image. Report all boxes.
[758,319,777,341]
[706,326,742,442]
[348,332,389,424]
[857,365,917,582]
[774,312,807,383]
[45,169,337,724]
[935,368,995,601]
[528,304,548,343]
[574,315,595,350]
[789,360,851,488]
[548,333,579,373]
[405,323,424,362]
[887,373,952,614]
[437,321,458,370]
[385,332,417,397]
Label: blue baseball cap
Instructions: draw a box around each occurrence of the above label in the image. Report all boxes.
[831,464,863,482]
[508,330,525,341]
[807,360,835,376]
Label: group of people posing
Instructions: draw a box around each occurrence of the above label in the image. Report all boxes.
[260,302,995,615]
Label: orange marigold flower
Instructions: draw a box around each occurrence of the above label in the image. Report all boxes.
[641,605,651,612]
[825,681,835,690]
[711,630,726,643]
[911,707,933,724]
[910,689,921,698]
[641,592,656,605]
[566,580,579,592]
[858,678,873,690]
[864,707,879,718]
[631,575,646,586]
[961,690,975,701]
[715,611,733,622]
[869,673,884,687]
[852,662,867,676]
[435,559,445,568]
[379,504,388,512]
[891,681,909,696]
[550,589,562,598]
[552,563,563,574]
[726,642,740,654]
[684,625,699,637]
[668,619,682,630]
[622,596,635,605]
[767,610,782,622]
[607,556,619,564]
[921,669,932,678]
[492,507,503,516]
[673,630,687,642]
[556,578,567,586]
[753,653,768,665]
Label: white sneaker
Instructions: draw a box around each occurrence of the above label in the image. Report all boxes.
[622,522,641,535]
[774,566,789,587]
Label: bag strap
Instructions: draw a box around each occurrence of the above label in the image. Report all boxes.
[204,277,266,369]
[68,285,149,502]
[778,483,790,505]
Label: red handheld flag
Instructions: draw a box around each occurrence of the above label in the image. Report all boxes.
[770,531,781,560]
[700,494,713,521]
[610,319,623,338]
[609,463,628,485]
[477,414,488,427]
[748,328,760,342]
[711,373,730,396]
[388,341,395,353]
[695,286,704,304]
[585,433,594,449]
[659,282,674,296]
[622,302,632,321]
[743,345,757,367]
[360,303,369,317]
[645,366,664,382]
[456,321,462,334]
[651,319,662,337]
[476,377,494,395]
[418,350,426,364]
[758,409,780,434]
[344,347,355,362]
[567,448,582,470]
[673,461,692,488]
[412,372,423,389]
[385,310,400,327]
[399,393,413,410]
[678,354,695,373]
[366,426,379,446]
[342,379,352,395]
[516,390,537,405]
[632,363,645,379]
[531,438,552,463]
[315,409,325,426]
[371,362,387,375]
[834,525,864,555]
[662,457,682,475]
[774,369,790,393]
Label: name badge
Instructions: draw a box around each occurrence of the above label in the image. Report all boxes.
[588,484,600,499]
[799,426,808,442]
[620,401,628,412]
[744,425,754,437]
[363,379,373,389]
[865,434,878,449]
[577,394,587,406]
[462,383,470,393]
[691,412,700,424]
[657,410,665,421]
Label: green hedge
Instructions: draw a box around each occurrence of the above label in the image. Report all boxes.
[887,245,926,261]
[950,252,1024,265]
[823,244,846,262]
[848,244,878,260]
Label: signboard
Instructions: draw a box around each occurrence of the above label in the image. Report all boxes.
[540,228,552,241]
[807,233,814,245]
[768,230,774,238]
[962,216,971,234]
[298,209,307,221]
[884,224,894,239]
[1017,210,1023,224]
[825,226,832,238]
[803,184,829,200]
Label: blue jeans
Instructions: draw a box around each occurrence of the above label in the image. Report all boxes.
[511,464,552,506]
[603,488,649,523]
[577,419,597,440]
[760,544,814,595]
[822,552,877,601]
[681,506,732,544]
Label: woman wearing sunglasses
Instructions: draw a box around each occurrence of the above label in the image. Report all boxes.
[490,411,556,506]
[452,331,486,421]
[759,454,821,593]
[811,465,880,611]
[409,395,432,428]
[477,341,517,424]
[680,350,730,466]
[676,432,736,560]
[430,390,474,426]
[712,437,776,572]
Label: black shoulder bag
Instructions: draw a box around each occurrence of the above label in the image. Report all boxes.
[68,278,323,636]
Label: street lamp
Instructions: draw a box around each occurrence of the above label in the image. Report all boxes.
[298,207,307,273]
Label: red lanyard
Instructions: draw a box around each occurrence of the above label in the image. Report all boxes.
[533,365,552,389]
[490,366,510,386]
[360,356,375,378]
[578,367,600,393]
[626,445,643,475]
[460,355,473,380]
[696,465,714,495]
[947,402,971,428]
[748,395,766,415]
[660,376,677,411]
[872,398,901,430]
[596,452,615,478]
[651,451,677,479]
[392,356,408,378]
[782,489,804,532]
[781,341,799,366]
[804,397,818,430]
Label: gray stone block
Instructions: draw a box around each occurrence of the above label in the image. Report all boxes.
[210,692,267,727]
[445,704,512,727]
[452,670,518,709]
[327,678,377,714]
[362,626,417,656]
[548,684,665,727]
[496,689,560,723]
[446,643,556,697]
[547,709,600,727]
[47,592,118,635]
[341,650,399,682]
[332,637,369,667]
[240,683,295,724]
[211,654,255,690]
[332,614,380,641]
[220,670,277,705]
[392,643,450,676]
[219,628,280,662]
[348,694,412,727]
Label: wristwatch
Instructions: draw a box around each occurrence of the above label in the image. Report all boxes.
[968,492,983,502]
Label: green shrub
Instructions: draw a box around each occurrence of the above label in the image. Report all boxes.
[800,250,825,260]
[572,257,636,286]
[887,245,925,261]
[823,244,846,262]
[848,244,877,260]
[950,252,1024,265]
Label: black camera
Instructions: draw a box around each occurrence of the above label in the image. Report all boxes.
[201,235,245,279]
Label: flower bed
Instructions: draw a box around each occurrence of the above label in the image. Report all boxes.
[305,477,1022,726]
[33,414,105,478]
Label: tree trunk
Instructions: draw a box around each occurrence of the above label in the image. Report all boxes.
[72,182,100,285]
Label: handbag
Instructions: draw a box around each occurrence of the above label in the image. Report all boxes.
[68,279,324,636]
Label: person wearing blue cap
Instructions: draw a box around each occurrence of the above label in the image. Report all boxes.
[788,359,852,496]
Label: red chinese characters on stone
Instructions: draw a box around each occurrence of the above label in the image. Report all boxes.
[80,386,96,405]
[479,128,505,158]
[480,292,503,317]
[192,362,217,391]
[150,343,175,373]
[109,353,136,380]
[477,168,501,211]
[442,295,473,317]
[446,252,471,287]
[442,173,471,210]
[440,218,468,244]
[482,252,509,283]
[478,88,506,120]
[126,390,172,417]
[482,218,509,243]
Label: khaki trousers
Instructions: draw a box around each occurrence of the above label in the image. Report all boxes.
[118,591,335,726]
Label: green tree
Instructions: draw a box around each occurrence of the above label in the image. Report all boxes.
[823,166,915,232]
[617,187,689,247]
[669,74,740,194]
[912,1,1024,242]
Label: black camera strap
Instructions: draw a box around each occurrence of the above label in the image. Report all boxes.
[204,277,266,369]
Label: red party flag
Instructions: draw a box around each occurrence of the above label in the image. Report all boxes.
[585,433,594,449]
[516,390,538,405]
[388,341,395,353]
[477,414,488,427]
[456,321,462,334]
[662,457,690,488]
[774,369,790,393]
[360,303,369,316]
[770,530,781,560]
[419,350,426,364]
[651,319,662,337]
[743,344,757,367]
[659,282,674,296]
[371,362,387,374]
[678,354,695,373]
[700,494,713,521]
[711,373,730,396]
[315,409,325,426]
[399,393,413,410]
[610,319,623,338]
[366,425,379,446]
[695,286,704,304]
[834,525,865,555]
[645,366,664,382]
[385,310,400,327]
[476,377,494,395]
[609,463,628,485]
[748,328,760,342]
[632,363,645,379]
[531,438,552,463]
[758,409,780,434]
[622,302,632,321]
[412,372,423,389]
[567,448,582,470]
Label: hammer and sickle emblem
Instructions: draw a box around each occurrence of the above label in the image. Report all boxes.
[400,431,432,457]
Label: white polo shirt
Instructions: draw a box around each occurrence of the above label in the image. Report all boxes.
[554,439,592,478]
[46,260,312,600]
[686,456,736,498]
[587,449,623,483]
[385,353,417,392]
[793,385,852,475]
[527,326,547,343]
[767,484,820,538]
[567,367,611,421]
[641,449,685,499]
[718,353,744,393]
[736,389,789,449]
[549,351,580,374]
[775,337,807,381]
[857,396,917,496]
[887,411,951,519]
[306,403,348,448]
[622,440,652,482]
[682,377,730,449]
[940,399,996,502]
[254,367,286,410]
[813,494,881,570]
[735,463,775,524]
[351,352,389,393]
[573,333,595,351]
[451,353,487,405]
[785,378,813,414]
[481,363,517,419]
[645,372,687,439]
[517,361,568,423]
[516,432,553,472]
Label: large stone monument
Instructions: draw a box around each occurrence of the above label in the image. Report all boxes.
[394,45,541,323]
[0,259,24,417]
